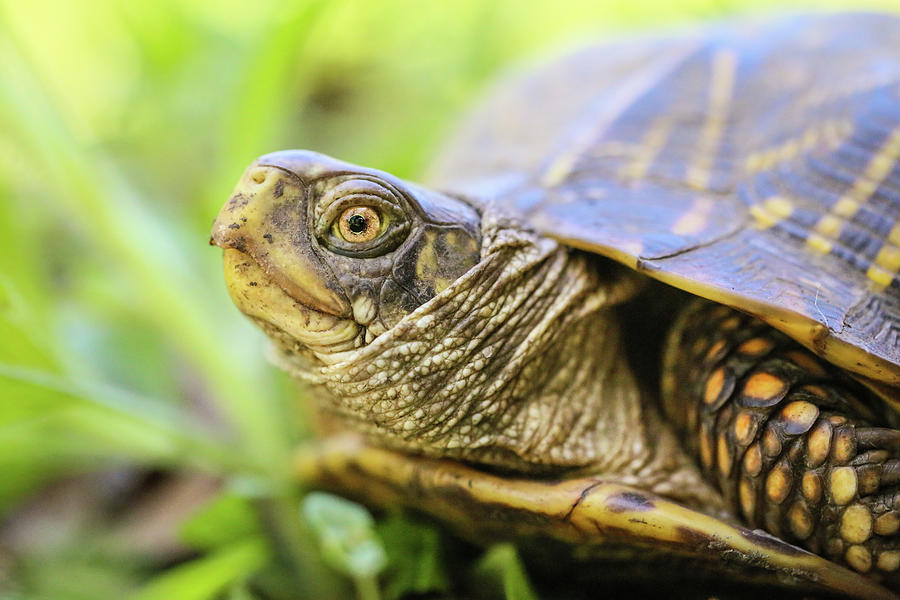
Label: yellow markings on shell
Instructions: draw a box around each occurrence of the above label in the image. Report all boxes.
[749,196,793,229]
[808,212,841,254]
[867,242,900,289]
[686,49,737,190]
[744,119,852,174]
[874,243,900,272]
[806,233,833,255]
[804,72,899,111]
[808,127,900,266]
[672,196,715,236]
[868,264,896,289]
[619,116,674,180]
[841,127,900,212]
[813,214,843,238]
[540,153,579,187]
[889,221,900,246]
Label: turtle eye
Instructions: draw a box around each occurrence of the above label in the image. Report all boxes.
[316,178,411,257]
[336,206,381,243]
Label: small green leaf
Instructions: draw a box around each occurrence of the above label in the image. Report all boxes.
[377,513,448,600]
[477,544,539,600]
[301,492,387,580]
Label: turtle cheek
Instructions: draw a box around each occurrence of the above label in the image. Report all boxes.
[378,279,423,330]
[391,225,482,304]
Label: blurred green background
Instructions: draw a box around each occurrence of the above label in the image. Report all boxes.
[1,1,899,599]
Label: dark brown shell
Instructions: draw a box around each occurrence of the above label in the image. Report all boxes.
[429,13,900,389]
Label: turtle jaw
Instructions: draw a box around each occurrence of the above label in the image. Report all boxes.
[210,162,350,318]
[211,161,361,358]
[220,247,361,355]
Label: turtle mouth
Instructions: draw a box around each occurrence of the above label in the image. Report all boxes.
[220,248,361,355]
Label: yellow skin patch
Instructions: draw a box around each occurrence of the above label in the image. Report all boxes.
[704,367,725,404]
[806,420,833,467]
[802,471,823,504]
[779,400,819,432]
[737,337,774,356]
[742,372,788,404]
[841,504,874,544]
[743,442,762,476]
[733,411,755,445]
[831,428,856,464]
[878,551,900,573]
[789,501,814,540]
[717,432,732,477]
[765,464,793,505]
[829,466,859,506]
[784,350,827,377]
[876,512,900,536]
[847,545,873,573]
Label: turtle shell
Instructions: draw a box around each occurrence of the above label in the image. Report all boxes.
[429,13,900,390]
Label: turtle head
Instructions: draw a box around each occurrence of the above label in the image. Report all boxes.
[211,150,481,364]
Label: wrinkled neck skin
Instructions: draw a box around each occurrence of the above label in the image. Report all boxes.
[275,207,722,506]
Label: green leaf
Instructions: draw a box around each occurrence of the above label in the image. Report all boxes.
[476,544,539,600]
[301,492,387,581]
[180,493,261,551]
[130,538,268,600]
[377,513,448,600]
[0,363,238,471]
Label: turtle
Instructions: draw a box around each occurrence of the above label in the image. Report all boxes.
[210,12,900,599]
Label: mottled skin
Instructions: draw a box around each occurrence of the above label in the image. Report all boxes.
[211,13,900,599]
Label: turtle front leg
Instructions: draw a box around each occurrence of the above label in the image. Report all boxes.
[294,434,895,599]
[662,300,900,578]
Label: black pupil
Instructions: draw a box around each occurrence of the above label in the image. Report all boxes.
[347,214,368,234]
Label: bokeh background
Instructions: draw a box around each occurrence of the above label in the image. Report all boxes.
[2,1,899,598]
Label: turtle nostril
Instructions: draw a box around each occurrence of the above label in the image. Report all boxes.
[250,168,268,184]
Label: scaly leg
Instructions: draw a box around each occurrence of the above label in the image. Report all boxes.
[662,300,900,578]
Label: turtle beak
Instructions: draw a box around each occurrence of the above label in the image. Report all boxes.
[211,160,350,317]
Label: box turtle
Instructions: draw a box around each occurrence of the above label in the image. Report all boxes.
[211,13,900,599]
